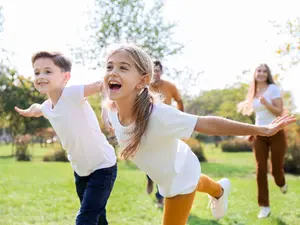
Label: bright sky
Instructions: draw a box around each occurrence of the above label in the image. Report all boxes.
[1,0,300,111]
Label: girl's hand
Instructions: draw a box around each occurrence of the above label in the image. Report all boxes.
[262,114,296,136]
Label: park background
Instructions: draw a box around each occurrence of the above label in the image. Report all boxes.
[1,0,300,224]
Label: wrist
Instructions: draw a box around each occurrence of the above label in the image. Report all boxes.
[257,126,267,136]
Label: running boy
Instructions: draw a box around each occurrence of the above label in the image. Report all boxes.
[15,51,117,225]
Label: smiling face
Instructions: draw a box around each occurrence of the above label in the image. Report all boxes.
[254,65,269,84]
[153,65,162,82]
[104,49,149,102]
[33,58,70,94]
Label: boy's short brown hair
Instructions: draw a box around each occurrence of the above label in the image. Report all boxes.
[31,51,72,72]
[153,60,163,71]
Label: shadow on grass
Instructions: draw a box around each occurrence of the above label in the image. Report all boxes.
[275,217,287,225]
[0,155,14,159]
[188,214,221,225]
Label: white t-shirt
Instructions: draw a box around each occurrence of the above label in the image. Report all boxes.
[41,85,116,176]
[108,103,200,197]
[253,84,281,125]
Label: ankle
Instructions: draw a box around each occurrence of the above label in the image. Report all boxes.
[216,188,224,199]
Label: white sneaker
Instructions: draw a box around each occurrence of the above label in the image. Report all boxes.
[280,184,288,194]
[208,178,231,220]
[258,207,271,219]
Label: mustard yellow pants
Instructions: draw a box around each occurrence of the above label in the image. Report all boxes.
[162,174,222,225]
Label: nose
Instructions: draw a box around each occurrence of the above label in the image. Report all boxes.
[108,68,119,77]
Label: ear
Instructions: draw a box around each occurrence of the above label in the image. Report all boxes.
[64,71,71,82]
[136,74,150,89]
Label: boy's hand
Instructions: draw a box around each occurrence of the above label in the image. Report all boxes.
[84,81,103,97]
[104,121,115,136]
[14,104,43,117]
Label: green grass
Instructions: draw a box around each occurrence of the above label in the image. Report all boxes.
[0,143,299,225]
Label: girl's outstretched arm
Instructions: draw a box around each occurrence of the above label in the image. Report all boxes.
[194,114,296,137]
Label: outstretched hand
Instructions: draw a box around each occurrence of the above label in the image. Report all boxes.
[263,114,296,136]
[104,121,115,136]
[14,104,43,118]
[15,106,33,117]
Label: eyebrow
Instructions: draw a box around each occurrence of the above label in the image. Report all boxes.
[108,61,132,67]
[34,67,52,71]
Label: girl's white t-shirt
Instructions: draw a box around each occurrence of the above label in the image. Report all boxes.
[41,85,116,176]
[108,103,201,197]
[253,84,281,125]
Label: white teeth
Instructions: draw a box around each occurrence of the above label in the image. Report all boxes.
[109,81,120,85]
[38,81,48,84]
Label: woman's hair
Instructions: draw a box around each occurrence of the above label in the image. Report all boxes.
[237,63,275,115]
[105,44,156,160]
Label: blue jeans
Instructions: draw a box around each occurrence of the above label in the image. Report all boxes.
[74,164,117,225]
[146,175,163,201]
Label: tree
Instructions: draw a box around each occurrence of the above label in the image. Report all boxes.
[0,5,5,63]
[72,0,183,68]
[0,6,3,33]
[275,18,300,70]
[0,72,49,137]
[0,5,7,61]
[185,83,254,124]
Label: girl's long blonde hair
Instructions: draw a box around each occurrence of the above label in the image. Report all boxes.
[237,64,275,115]
[105,44,156,160]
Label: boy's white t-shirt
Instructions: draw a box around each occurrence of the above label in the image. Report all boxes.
[41,85,116,176]
[253,84,281,125]
[108,103,201,197]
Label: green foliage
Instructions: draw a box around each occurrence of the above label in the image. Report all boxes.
[185,83,255,124]
[0,5,3,33]
[275,18,300,69]
[43,148,68,162]
[282,90,297,113]
[0,72,49,136]
[284,115,300,174]
[87,94,103,121]
[221,139,252,152]
[73,0,183,67]
[285,144,300,174]
[184,138,206,162]
[14,134,32,161]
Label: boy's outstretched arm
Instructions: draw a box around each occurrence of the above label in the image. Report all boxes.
[194,115,296,137]
[84,81,103,97]
[14,104,43,118]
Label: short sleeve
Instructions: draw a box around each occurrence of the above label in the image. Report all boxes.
[41,99,50,119]
[269,84,281,100]
[62,85,85,105]
[153,104,198,140]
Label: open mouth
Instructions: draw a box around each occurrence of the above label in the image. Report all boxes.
[257,76,266,80]
[37,80,49,85]
[108,81,122,91]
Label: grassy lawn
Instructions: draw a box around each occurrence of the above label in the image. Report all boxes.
[0,143,299,225]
